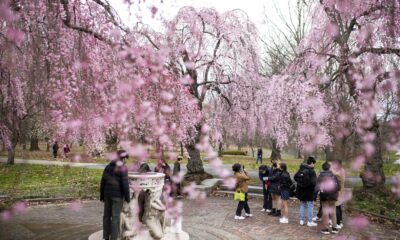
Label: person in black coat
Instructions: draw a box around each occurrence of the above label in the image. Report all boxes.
[294,157,317,226]
[264,158,282,217]
[278,162,292,223]
[316,162,341,235]
[100,150,130,240]
[259,165,272,212]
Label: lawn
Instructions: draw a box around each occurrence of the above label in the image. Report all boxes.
[0,164,102,200]
[349,186,400,220]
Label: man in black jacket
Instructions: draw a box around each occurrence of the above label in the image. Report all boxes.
[316,162,341,235]
[100,150,130,240]
[294,157,317,227]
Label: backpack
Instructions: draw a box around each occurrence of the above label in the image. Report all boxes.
[294,167,311,188]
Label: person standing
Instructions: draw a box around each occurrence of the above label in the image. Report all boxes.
[259,165,272,212]
[63,144,70,159]
[233,163,252,220]
[52,141,59,159]
[278,162,292,224]
[332,160,346,229]
[316,162,341,235]
[294,157,318,227]
[256,146,263,164]
[173,156,183,198]
[266,158,282,217]
[100,150,131,240]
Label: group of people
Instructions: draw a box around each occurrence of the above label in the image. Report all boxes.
[51,141,70,160]
[233,156,346,235]
[100,151,183,240]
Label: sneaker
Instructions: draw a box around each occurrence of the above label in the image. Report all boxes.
[268,208,276,215]
[331,227,339,234]
[312,216,321,222]
[336,223,343,229]
[245,213,253,217]
[300,220,304,226]
[320,229,330,235]
[307,222,317,227]
[272,210,281,217]
[266,209,272,213]
[261,208,266,212]
[234,215,245,220]
[279,217,288,224]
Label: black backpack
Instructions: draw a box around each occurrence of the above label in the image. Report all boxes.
[294,167,311,188]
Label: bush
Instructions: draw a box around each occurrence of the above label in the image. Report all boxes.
[222,150,247,156]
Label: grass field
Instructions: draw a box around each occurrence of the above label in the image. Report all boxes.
[1,142,399,177]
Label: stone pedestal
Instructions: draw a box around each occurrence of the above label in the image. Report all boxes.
[89,172,189,240]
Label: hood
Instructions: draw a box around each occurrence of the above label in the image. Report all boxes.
[300,163,313,171]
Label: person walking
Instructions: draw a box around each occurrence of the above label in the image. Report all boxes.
[316,162,341,235]
[256,146,263,164]
[52,141,59,159]
[100,150,131,240]
[332,160,346,229]
[266,158,282,217]
[173,156,183,198]
[259,165,272,212]
[278,162,292,224]
[233,163,252,220]
[294,156,318,227]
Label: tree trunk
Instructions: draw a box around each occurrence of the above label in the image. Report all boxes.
[29,137,40,151]
[218,141,223,157]
[185,143,204,174]
[180,142,184,157]
[7,147,15,165]
[270,139,281,160]
[45,137,50,151]
[361,118,385,188]
[250,145,255,158]
[297,149,302,159]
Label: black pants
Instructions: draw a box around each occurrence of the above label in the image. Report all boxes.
[263,185,272,210]
[236,193,250,216]
[103,196,123,240]
[317,199,322,218]
[336,205,342,225]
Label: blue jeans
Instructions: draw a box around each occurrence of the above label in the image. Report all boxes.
[299,201,314,223]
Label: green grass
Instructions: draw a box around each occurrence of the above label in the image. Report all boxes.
[0,164,102,200]
[349,186,400,220]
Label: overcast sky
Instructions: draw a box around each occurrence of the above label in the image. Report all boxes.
[110,0,294,34]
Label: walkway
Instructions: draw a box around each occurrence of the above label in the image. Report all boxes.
[0,197,398,240]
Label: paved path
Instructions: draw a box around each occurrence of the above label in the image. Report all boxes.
[0,158,390,186]
[1,197,398,240]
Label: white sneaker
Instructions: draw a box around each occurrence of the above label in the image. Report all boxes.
[307,221,318,227]
[245,213,253,217]
[235,215,245,220]
[266,209,272,213]
[300,220,305,226]
[337,223,343,229]
[261,208,266,212]
[279,217,288,224]
[312,216,321,222]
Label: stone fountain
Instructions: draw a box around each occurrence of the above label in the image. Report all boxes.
[89,172,189,240]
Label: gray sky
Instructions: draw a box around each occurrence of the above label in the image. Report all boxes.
[110,0,294,34]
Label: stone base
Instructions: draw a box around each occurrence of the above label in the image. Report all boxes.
[161,227,190,240]
[88,228,189,240]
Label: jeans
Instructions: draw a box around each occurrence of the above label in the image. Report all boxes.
[299,201,314,223]
[263,184,272,210]
[236,193,250,216]
[103,196,123,240]
[256,156,262,164]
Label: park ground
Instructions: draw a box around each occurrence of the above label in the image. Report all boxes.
[0,196,399,240]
